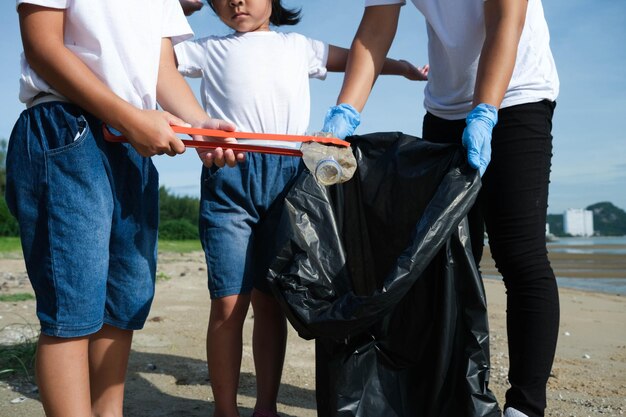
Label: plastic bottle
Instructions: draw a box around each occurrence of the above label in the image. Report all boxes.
[315,156,343,186]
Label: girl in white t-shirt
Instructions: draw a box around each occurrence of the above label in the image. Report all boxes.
[175,1,427,416]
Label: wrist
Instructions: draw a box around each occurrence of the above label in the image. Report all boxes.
[333,103,360,124]
[401,59,411,78]
[112,105,144,137]
[187,116,212,128]
[467,103,498,128]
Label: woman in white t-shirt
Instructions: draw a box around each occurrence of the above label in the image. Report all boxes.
[176,1,427,416]
[322,2,559,417]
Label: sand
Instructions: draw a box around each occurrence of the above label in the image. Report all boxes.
[0,249,624,417]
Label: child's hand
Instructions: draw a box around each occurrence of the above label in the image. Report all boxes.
[402,60,429,81]
[192,118,246,168]
[123,110,187,157]
[179,0,204,16]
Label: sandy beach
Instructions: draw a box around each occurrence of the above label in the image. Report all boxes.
[1,248,625,417]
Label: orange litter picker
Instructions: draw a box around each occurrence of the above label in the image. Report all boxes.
[102,124,357,185]
[103,124,350,156]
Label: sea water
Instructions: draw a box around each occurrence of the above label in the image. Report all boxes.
[548,236,626,295]
[485,236,626,296]
[547,236,626,255]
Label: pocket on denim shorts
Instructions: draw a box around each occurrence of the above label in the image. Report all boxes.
[44,112,107,202]
[45,113,90,156]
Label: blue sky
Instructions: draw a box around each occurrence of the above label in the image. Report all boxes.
[1,1,624,214]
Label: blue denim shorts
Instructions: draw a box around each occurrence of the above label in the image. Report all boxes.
[200,152,303,299]
[5,102,159,337]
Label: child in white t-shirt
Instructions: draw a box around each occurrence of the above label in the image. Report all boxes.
[175,1,427,416]
[6,1,238,415]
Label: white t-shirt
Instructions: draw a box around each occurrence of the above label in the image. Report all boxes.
[17,0,193,109]
[175,31,328,147]
[365,0,559,119]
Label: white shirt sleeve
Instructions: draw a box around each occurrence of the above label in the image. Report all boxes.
[162,0,194,45]
[16,0,68,9]
[364,0,405,6]
[174,38,208,78]
[306,38,329,80]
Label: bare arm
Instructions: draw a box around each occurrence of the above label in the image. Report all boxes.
[335,5,402,111]
[157,38,215,127]
[473,0,528,107]
[157,39,243,167]
[327,44,428,81]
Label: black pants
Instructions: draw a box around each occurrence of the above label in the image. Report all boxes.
[422,100,560,417]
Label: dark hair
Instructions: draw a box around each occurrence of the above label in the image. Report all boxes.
[207,0,301,27]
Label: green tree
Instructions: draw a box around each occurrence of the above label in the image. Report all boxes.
[0,199,19,236]
[159,219,198,240]
[158,186,200,240]
[0,139,19,236]
[546,213,564,236]
[0,138,7,196]
[587,202,626,236]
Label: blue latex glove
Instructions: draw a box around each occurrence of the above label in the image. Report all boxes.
[322,103,361,139]
[462,103,498,176]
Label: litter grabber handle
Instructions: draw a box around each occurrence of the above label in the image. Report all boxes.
[102,125,349,157]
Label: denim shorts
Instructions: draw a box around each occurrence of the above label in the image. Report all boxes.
[199,152,303,299]
[5,102,159,337]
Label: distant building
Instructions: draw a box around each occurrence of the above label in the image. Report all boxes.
[563,209,594,237]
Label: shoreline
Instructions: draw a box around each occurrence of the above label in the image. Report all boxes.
[481,244,626,296]
[482,275,626,297]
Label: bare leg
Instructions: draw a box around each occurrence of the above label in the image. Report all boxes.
[89,324,133,417]
[35,334,92,417]
[251,289,287,413]
[207,294,251,417]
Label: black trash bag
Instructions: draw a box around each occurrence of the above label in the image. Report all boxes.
[267,132,501,417]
